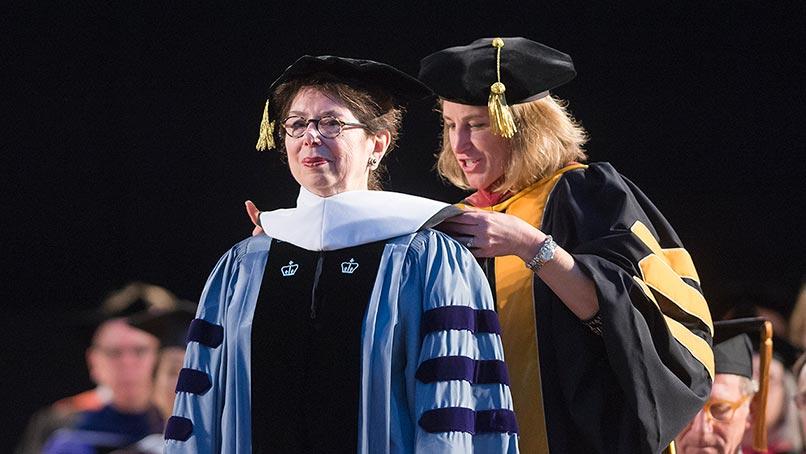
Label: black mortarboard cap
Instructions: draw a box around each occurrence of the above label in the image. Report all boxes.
[127,300,197,348]
[713,317,773,451]
[270,55,432,106]
[74,282,180,328]
[418,37,576,107]
[713,334,753,378]
[257,55,433,150]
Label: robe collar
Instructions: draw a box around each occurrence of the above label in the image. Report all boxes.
[259,187,460,251]
[464,187,511,208]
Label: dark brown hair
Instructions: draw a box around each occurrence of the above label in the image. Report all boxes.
[271,75,404,190]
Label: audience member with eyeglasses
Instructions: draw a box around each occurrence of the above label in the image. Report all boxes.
[17,283,178,454]
[721,291,805,453]
[676,333,758,454]
[41,303,169,452]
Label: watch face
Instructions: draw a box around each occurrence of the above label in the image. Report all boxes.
[539,239,556,262]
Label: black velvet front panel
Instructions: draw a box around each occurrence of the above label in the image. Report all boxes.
[251,239,386,453]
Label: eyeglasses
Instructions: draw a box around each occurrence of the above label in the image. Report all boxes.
[702,395,751,422]
[281,115,369,139]
[93,344,158,360]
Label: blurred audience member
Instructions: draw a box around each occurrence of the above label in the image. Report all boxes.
[16,283,179,454]
[722,288,790,346]
[722,288,805,453]
[676,320,763,454]
[41,318,162,453]
[793,353,806,445]
[116,303,196,454]
[744,347,803,453]
[14,377,111,454]
[787,282,806,349]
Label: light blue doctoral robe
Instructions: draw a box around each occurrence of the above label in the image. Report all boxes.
[166,189,519,453]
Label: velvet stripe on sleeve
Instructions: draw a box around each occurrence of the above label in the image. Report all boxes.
[400,230,519,453]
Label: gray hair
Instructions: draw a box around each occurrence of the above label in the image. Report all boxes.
[739,376,759,397]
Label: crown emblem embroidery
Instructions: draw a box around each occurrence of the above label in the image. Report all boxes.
[341,258,359,274]
[281,261,299,277]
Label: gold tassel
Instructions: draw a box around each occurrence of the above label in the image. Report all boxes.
[255,100,276,151]
[489,82,517,138]
[488,37,517,138]
[753,321,772,452]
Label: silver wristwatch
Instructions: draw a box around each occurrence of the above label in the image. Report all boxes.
[525,235,557,273]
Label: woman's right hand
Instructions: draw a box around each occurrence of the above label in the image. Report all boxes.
[438,209,545,260]
[245,200,264,236]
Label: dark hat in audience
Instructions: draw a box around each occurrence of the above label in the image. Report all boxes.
[75,282,180,328]
[127,300,197,348]
[713,317,773,451]
[713,333,753,379]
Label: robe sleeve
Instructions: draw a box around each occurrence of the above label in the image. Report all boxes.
[164,244,242,453]
[540,162,713,452]
[398,230,519,453]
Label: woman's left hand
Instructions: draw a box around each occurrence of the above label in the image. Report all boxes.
[245,200,264,236]
[438,209,545,259]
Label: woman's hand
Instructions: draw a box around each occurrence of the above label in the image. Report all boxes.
[245,200,264,236]
[438,209,546,260]
[440,208,599,320]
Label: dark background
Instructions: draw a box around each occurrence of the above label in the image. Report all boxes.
[4,1,804,447]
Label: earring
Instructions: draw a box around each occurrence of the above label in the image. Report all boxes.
[368,156,379,167]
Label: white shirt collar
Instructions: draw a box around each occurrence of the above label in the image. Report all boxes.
[259,187,458,251]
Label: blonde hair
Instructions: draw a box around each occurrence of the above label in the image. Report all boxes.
[436,95,589,193]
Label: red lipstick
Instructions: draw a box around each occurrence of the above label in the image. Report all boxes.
[302,157,328,167]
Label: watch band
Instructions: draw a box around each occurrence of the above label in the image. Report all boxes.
[525,235,557,273]
[581,312,603,336]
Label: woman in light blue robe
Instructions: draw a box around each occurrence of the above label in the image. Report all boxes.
[165,55,519,453]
